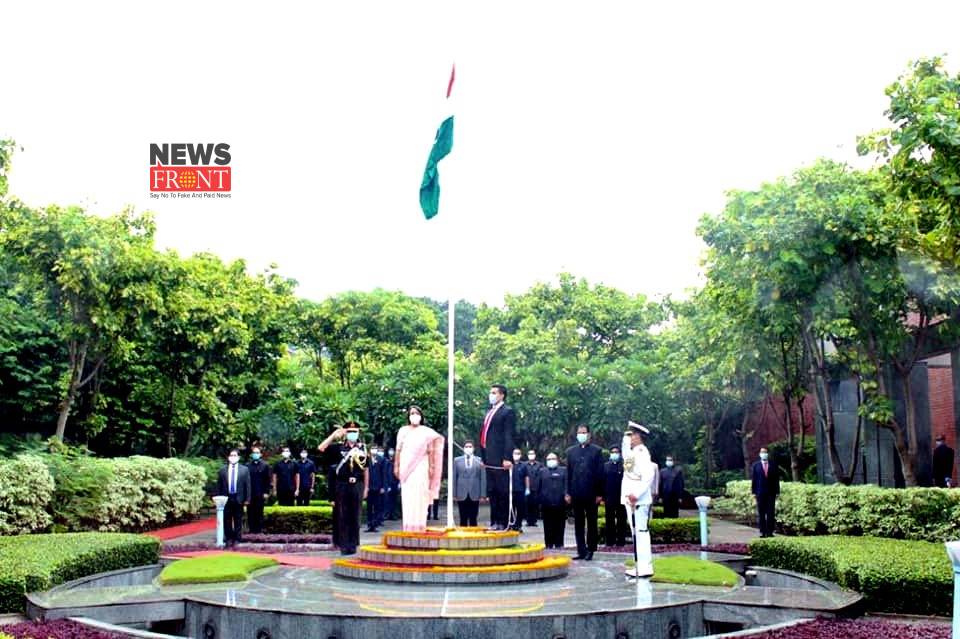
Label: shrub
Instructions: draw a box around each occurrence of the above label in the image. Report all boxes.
[598,514,701,543]
[717,480,960,541]
[746,617,948,639]
[0,455,54,534]
[159,554,278,585]
[262,506,333,534]
[0,533,160,613]
[1,619,127,639]
[182,456,222,496]
[650,555,739,587]
[748,535,952,615]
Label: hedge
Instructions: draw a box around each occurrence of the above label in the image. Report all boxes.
[0,456,54,535]
[748,535,952,616]
[717,479,960,541]
[598,514,702,544]
[0,533,160,613]
[262,506,334,534]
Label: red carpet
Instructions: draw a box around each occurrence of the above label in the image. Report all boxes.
[146,516,217,540]
[164,549,333,569]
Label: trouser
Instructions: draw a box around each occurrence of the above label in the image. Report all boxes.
[277,488,295,506]
[627,502,653,576]
[457,498,479,526]
[335,480,363,553]
[429,499,440,520]
[511,490,525,529]
[661,494,680,518]
[247,497,265,534]
[756,495,776,536]
[366,490,384,528]
[572,497,599,556]
[295,486,313,506]
[541,504,566,548]
[486,467,510,527]
[526,494,540,525]
[604,501,629,547]
[224,496,244,543]
[386,488,399,519]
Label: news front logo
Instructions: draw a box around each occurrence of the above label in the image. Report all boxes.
[149,143,231,199]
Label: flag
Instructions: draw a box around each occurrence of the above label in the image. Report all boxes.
[419,65,455,220]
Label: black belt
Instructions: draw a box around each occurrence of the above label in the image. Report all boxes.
[337,477,360,484]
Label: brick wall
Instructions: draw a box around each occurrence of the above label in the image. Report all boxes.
[929,363,957,485]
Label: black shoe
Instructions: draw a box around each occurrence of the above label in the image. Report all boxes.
[585,552,594,561]
[364,527,376,532]
[340,548,356,556]
[572,554,586,560]
[489,525,505,531]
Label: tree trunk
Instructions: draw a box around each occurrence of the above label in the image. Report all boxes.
[165,381,178,458]
[55,340,87,441]
[783,391,800,481]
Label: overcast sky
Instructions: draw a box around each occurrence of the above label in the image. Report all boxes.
[4,1,960,306]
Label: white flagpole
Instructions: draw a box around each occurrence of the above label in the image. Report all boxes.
[446,296,455,528]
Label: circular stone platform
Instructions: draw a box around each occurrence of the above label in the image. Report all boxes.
[333,527,569,583]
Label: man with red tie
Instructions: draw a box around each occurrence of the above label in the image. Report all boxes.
[751,446,780,538]
[480,384,516,530]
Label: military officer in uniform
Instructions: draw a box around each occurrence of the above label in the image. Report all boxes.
[318,422,369,555]
[622,421,655,578]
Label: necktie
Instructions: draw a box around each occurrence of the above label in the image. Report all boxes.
[467,457,472,469]
[229,465,236,493]
[480,407,496,448]
[763,462,768,477]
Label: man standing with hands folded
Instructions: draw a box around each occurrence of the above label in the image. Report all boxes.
[479,384,516,531]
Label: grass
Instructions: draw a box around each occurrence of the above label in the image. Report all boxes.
[158,553,278,585]
[623,555,738,587]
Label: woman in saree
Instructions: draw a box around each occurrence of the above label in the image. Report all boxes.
[393,405,445,532]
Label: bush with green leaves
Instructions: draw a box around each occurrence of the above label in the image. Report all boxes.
[598,513,701,544]
[262,506,333,534]
[717,480,960,541]
[0,455,54,534]
[0,533,160,613]
[748,535,952,615]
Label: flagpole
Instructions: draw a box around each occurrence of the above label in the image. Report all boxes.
[446,296,455,528]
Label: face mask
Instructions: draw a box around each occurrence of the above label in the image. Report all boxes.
[528,454,535,461]
[228,456,239,464]
[346,432,359,443]
[513,454,522,461]
[388,449,395,457]
[610,453,620,462]
[760,452,769,461]
[464,447,474,456]
[546,459,558,469]
[300,452,308,459]
[576,433,588,444]
[666,460,674,468]
[281,451,291,459]
[410,414,422,425]
[376,450,385,457]
[251,453,261,461]
[488,393,499,406]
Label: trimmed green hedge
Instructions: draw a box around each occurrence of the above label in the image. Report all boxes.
[262,506,333,534]
[717,480,960,541]
[748,535,952,616]
[0,456,54,534]
[159,554,278,585]
[598,514,702,544]
[0,533,160,613]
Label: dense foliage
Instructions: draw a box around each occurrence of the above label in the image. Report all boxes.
[748,535,952,615]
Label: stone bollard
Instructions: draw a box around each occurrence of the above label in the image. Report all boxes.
[695,496,711,550]
[945,541,960,639]
[213,495,229,548]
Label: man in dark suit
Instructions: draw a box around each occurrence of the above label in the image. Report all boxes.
[602,446,628,547]
[365,446,387,532]
[452,440,486,526]
[933,434,955,488]
[246,446,271,534]
[751,446,780,537]
[480,383,516,530]
[524,449,542,526]
[658,454,685,518]
[216,449,251,547]
[295,449,317,506]
[566,424,604,560]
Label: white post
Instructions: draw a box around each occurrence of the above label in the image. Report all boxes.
[946,541,960,639]
[213,496,229,548]
[446,297,456,528]
[695,495,712,549]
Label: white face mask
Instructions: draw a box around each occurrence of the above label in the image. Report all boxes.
[576,433,588,444]
[300,452,308,459]
[760,452,769,461]
[464,447,474,457]
[610,453,620,462]
[410,414,422,425]
[666,460,674,468]
[527,454,536,461]
[228,456,239,465]
[281,451,291,459]
[513,453,522,461]
[488,393,499,406]
[546,459,558,469]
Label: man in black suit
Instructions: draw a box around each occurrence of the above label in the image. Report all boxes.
[216,449,251,547]
[566,424,604,560]
[480,383,516,530]
[751,446,780,537]
[658,454,685,518]
[933,434,955,488]
[246,446,271,534]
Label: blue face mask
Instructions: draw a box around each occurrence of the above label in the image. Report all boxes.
[546,459,558,469]
[610,453,620,462]
[576,433,588,444]
[759,452,769,461]
[251,453,261,461]
[346,432,359,443]
[665,460,674,468]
